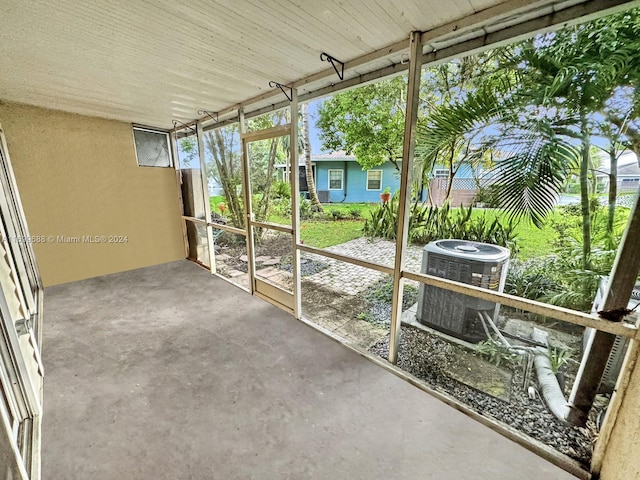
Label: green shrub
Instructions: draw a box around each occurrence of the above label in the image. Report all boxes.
[558,203,582,218]
[362,200,399,239]
[505,257,561,300]
[273,180,291,199]
[348,207,362,219]
[506,238,617,312]
[271,196,291,217]
[542,240,616,312]
[473,184,501,208]
[299,197,313,220]
[330,209,347,220]
[363,194,518,251]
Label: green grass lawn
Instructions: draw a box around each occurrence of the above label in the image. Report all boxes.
[300,218,366,248]
[297,203,563,257]
[210,195,627,261]
[510,219,558,259]
[302,204,574,259]
[287,203,373,248]
[470,208,560,259]
[300,203,372,248]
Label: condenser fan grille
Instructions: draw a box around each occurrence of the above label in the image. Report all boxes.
[417,240,510,342]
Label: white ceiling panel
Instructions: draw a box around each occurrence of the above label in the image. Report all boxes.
[0,0,629,128]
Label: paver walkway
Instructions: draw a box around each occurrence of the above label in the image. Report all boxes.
[304,238,423,295]
[216,237,425,297]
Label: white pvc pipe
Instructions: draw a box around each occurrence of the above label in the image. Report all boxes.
[482,311,511,348]
[473,315,570,421]
[533,347,571,422]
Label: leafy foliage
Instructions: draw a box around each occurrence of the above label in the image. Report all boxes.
[416,7,640,272]
[541,240,617,312]
[202,124,244,228]
[316,77,407,170]
[348,207,362,219]
[504,203,627,312]
[363,194,518,250]
[547,347,572,375]
[473,184,501,208]
[272,180,291,199]
[505,257,561,301]
[476,339,519,368]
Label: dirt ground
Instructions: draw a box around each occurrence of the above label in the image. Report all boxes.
[301,280,388,349]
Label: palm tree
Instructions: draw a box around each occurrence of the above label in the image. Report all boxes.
[417,10,640,269]
[416,10,640,427]
[301,103,323,211]
[417,72,577,227]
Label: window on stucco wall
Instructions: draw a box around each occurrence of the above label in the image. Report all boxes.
[328,169,343,190]
[133,127,173,167]
[366,170,382,190]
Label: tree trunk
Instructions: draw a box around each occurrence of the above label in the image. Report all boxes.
[607,144,618,238]
[607,115,640,166]
[444,140,456,201]
[302,104,323,211]
[445,171,454,202]
[207,130,244,229]
[256,136,280,223]
[579,110,592,270]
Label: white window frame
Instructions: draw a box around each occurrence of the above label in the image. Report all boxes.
[434,168,449,178]
[132,126,173,168]
[328,169,344,190]
[366,170,383,191]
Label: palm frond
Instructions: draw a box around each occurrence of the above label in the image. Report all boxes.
[489,126,579,227]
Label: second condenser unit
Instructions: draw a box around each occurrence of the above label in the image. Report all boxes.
[417,240,510,342]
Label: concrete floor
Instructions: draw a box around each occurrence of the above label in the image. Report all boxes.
[42,260,577,480]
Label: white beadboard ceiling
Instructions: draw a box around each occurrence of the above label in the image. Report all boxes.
[0,0,627,128]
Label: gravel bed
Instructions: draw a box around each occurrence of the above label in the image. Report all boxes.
[281,257,329,276]
[362,279,419,326]
[370,326,596,468]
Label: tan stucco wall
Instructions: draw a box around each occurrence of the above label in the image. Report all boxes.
[0,101,185,286]
[600,355,640,479]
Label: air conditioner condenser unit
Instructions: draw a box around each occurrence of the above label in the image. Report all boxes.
[416,240,510,342]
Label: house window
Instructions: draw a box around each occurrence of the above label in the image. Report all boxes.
[367,170,382,190]
[434,169,449,178]
[328,169,343,190]
[133,127,172,167]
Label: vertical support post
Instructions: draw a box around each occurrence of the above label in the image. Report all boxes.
[290,90,302,319]
[389,31,423,364]
[196,121,216,274]
[568,192,640,425]
[590,339,640,476]
[170,131,189,258]
[239,108,256,294]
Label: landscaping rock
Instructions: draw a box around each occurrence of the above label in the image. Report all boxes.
[369,326,596,468]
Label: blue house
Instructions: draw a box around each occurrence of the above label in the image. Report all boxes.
[280,150,484,205]
[312,151,401,203]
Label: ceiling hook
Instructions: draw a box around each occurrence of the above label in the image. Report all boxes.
[197,110,219,123]
[269,81,293,101]
[172,119,196,134]
[320,52,344,80]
